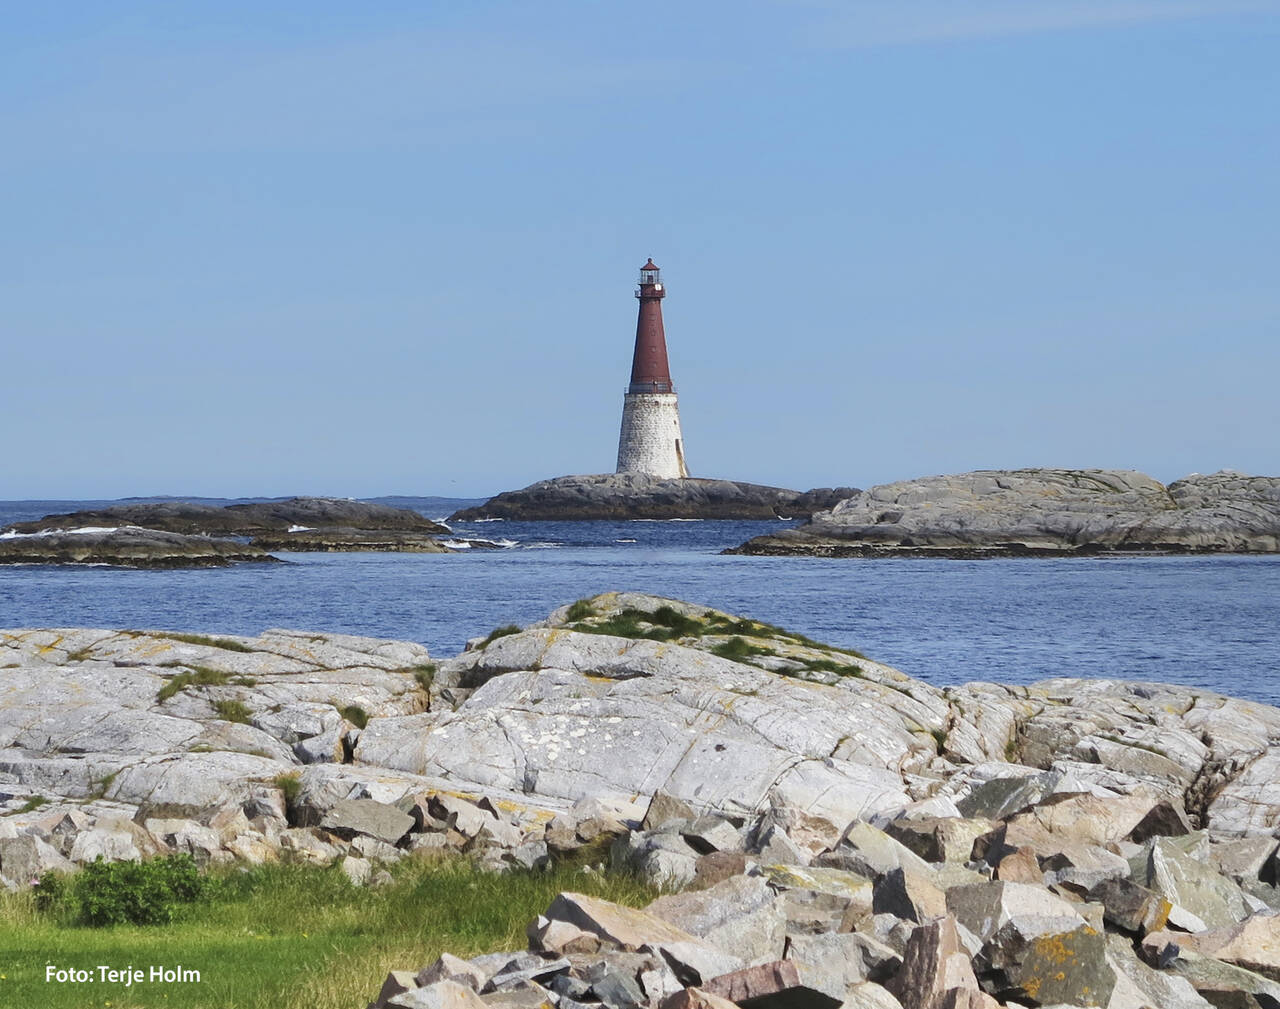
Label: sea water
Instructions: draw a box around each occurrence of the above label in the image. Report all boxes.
[2,498,1277,705]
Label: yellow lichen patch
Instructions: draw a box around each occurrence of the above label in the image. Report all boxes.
[37,635,66,655]
[1031,931,1083,966]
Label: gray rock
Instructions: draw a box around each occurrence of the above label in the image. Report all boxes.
[819,821,934,880]
[416,953,488,991]
[884,817,995,865]
[647,875,785,964]
[980,917,1115,1007]
[374,971,420,1009]
[946,881,1086,942]
[543,892,704,951]
[732,469,1280,557]
[1104,934,1213,1009]
[1134,836,1252,930]
[321,799,415,846]
[0,527,277,568]
[385,979,490,1009]
[1085,876,1173,935]
[449,474,859,522]
[340,855,371,886]
[700,959,845,1009]
[884,915,991,1009]
[0,834,75,887]
[786,931,901,986]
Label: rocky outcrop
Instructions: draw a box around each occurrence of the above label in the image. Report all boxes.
[0,527,278,569]
[248,528,455,553]
[6,496,450,538]
[9,593,1280,1007]
[1,496,457,564]
[449,475,859,521]
[730,469,1280,557]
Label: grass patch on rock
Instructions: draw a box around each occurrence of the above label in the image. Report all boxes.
[211,699,253,724]
[156,666,256,702]
[480,624,522,647]
[159,632,255,653]
[339,704,369,729]
[564,602,867,661]
[711,636,775,661]
[2,854,654,1009]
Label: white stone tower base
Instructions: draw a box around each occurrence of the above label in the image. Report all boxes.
[616,392,689,479]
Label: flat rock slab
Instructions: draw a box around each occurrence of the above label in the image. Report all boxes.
[320,798,414,845]
[731,469,1280,556]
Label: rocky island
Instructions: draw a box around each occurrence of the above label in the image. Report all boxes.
[730,468,1280,557]
[0,527,278,568]
[450,474,859,521]
[6,592,1280,1007]
[1,496,457,567]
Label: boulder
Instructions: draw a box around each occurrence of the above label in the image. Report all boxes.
[659,988,739,1009]
[416,953,488,991]
[1134,837,1252,930]
[321,799,415,846]
[647,875,785,964]
[884,915,994,1009]
[979,918,1115,1007]
[0,834,75,887]
[786,931,901,986]
[884,817,996,865]
[543,893,703,952]
[385,979,490,1009]
[700,960,844,1009]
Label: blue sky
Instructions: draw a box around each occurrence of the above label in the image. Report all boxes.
[3,1,1277,498]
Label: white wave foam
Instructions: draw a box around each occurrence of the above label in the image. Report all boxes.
[615,538,637,543]
[442,537,519,550]
[472,517,505,522]
[287,525,314,533]
[1,525,141,539]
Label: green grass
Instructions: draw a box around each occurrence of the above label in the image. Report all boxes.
[339,705,368,729]
[17,795,49,813]
[273,773,301,806]
[0,856,654,1009]
[480,625,522,647]
[564,598,595,622]
[794,657,865,679]
[563,603,868,661]
[157,668,230,702]
[405,663,436,692]
[159,633,254,653]
[156,667,256,703]
[211,699,253,724]
[710,636,775,661]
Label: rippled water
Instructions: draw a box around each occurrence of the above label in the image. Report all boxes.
[2,499,1278,705]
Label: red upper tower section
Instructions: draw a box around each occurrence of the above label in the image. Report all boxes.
[628,258,673,394]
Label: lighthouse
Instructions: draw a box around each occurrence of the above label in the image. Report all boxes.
[616,258,689,479]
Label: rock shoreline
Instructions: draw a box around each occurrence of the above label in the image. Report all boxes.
[1,496,459,567]
[5,593,1280,1008]
[731,468,1280,557]
[0,527,280,568]
[450,474,859,521]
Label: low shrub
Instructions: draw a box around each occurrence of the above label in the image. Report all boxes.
[36,854,209,926]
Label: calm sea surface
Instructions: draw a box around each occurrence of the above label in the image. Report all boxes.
[2,498,1278,705]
